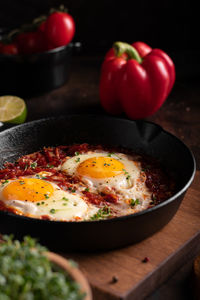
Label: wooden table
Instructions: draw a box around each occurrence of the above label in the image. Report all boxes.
[6,56,200,299]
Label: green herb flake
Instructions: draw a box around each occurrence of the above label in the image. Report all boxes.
[62,197,69,201]
[30,162,37,169]
[50,208,56,214]
[62,203,67,206]
[44,194,49,199]
[75,157,80,163]
[130,198,140,207]
[122,168,129,175]
[107,152,115,157]
[19,180,25,185]
[75,151,80,156]
[1,180,9,185]
[46,164,54,168]
[126,175,131,180]
[35,174,41,179]
[37,202,40,206]
[90,206,111,220]
[84,188,89,192]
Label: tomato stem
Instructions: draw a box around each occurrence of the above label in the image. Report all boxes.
[113,42,142,63]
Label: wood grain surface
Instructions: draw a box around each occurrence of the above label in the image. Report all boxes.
[62,171,200,300]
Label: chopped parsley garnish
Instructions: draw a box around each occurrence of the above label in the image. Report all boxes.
[44,194,49,199]
[68,187,76,193]
[126,175,131,180]
[75,157,80,163]
[37,202,40,206]
[150,195,157,205]
[90,206,111,220]
[122,168,129,175]
[62,197,69,201]
[62,203,67,206]
[2,180,9,185]
[84,188,89,192]
[24,164,28,170]
[46,164,54,168]
[107,152,115,157]
[130,198,140,207]
[104,163,110,166]
[35,174,46,180]
[19,180,25,185]
[0,235,85,299]
[50,208,56,214]
[75,151,80,156]
[30,162,37,169]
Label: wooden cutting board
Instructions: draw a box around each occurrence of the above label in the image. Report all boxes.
[63,171,200,300]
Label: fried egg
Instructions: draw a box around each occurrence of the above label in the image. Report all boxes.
[61,151,152,211]
[0,176,98,221]
[62,152,138,188]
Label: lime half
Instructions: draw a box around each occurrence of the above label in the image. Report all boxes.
[0,96,27,124]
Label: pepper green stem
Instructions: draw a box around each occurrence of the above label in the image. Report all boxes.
[113,41,142,64]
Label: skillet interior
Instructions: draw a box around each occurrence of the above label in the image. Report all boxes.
[0,115,196,251]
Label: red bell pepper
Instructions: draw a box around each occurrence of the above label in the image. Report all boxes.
[99,41,175,119]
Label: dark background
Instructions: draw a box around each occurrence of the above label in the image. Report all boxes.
[0,3,200,299]
[0,0,199,81]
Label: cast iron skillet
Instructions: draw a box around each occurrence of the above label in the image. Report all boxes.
[0,115,196,251]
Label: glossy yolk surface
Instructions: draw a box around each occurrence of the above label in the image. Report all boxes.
[77,157,124,178]
[2,178,54,202]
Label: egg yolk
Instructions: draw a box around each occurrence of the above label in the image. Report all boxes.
[77,157,124,179]
[2,178,54,202]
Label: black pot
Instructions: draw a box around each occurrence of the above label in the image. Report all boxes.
[0,115,196,251]
[0,42,73,96]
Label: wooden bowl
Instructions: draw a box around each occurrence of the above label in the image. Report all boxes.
[47,252,92,300]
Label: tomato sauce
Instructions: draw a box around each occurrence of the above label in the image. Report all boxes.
[0,144,175,214]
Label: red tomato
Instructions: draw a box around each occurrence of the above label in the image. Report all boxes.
[45,12,75,47]
[16,31,45,54]
[37,22,55,51]
[1,43,18,55]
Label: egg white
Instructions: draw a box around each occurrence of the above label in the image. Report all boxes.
[62,151,152,213]
[0,177,98,221]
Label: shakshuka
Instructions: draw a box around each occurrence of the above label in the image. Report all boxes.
[0,144,174,221]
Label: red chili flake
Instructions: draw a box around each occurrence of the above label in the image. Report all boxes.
[41,215,51,220]
[142,257,149,263]
[83,191,105,205]
[102,193,118,204]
